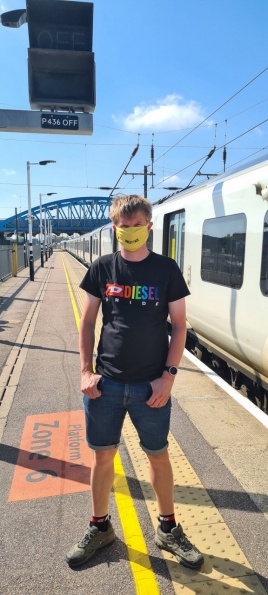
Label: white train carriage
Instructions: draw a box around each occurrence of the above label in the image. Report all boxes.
[152,154,268,400]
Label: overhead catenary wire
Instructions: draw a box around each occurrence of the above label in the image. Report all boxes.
[155,116,268,198]
[1,68,268,205]
[158,147,216,203]
[124,68,268,192]
[153,66,268,165]
[109,135,140,197]
[223,120,227,172]
[0,135,266,150]
[1,129,268,195]
[218,145,268,172]
[1,89,268,144]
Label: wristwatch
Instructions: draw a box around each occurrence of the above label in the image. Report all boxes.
[164,365,178,376]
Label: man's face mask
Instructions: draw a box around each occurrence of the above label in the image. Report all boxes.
[115,225,149,252]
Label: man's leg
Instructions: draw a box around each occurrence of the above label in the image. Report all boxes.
[147,449,204,569]
[66,447,117,567]
[91,447,118,516]
[127,383,204,569]
[147,450,174,514]
[66,375,127,567]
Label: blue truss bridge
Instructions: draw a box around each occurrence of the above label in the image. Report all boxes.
[0,197,112,236]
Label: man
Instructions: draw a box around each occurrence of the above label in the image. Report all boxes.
[66,194,204,569]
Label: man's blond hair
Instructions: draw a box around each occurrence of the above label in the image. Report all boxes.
[109,195,152,225]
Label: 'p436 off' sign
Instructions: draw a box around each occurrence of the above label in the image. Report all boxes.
[8,411,93,502]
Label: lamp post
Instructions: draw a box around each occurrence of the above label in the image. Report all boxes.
[39,192,57,267]
[27,160,56,281]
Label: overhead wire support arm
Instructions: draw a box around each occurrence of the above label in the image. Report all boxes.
[150,133,155,188]
[197,173,218,179]
[109,136,140,197]
[157,147,217,205]
[184,147,216,190]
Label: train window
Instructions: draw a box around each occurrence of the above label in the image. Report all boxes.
[96,238,99,254]
[85,240,89,253]
[167,210,185,272]
[201,214,246,289]
[93,238,96,254]
[260,211,268,296]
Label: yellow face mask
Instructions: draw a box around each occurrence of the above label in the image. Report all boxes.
[115,225,149,252]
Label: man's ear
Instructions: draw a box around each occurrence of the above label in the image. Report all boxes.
[112,224,116,231]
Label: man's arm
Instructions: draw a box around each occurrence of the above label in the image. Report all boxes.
[79,292,102,399]
[146,297,187,408]
[164,297,187,370]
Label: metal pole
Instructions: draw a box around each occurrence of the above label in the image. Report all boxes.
[27,161,34,281]
[144,165,148,198]
[46,212,49,261]
[51,219,54,255]
[23,232,27,267]
[44,209,48,261]
[15,207,18,245]
[39,194,44,267]
[48,219,51,258]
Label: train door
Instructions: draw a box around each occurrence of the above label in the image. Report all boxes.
[168,210,185,272]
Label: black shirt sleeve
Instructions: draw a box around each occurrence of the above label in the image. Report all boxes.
[79,260,102,298]
[167,259,190,302]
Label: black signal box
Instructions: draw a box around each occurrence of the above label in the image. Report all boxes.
[26,0,95,113]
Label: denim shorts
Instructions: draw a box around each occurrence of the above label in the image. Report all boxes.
[83,376,171,456]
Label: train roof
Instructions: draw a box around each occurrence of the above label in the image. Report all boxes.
[154,152,268,206]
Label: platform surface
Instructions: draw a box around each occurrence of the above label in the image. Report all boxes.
[0,251,267,595]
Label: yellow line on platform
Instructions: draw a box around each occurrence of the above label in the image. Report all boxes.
[61,253,160,595]
[61,254,81,331]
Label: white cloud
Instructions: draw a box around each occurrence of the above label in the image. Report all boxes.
[113,94,211,132]
[2,169,16,176]
[254,127,263,136]
[0,4,6,12]
[159,174,182,185]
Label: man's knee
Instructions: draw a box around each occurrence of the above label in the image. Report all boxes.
[147,449,170,467]
[93,447,118,466]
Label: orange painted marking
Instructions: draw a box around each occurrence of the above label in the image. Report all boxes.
[8,410,92,502]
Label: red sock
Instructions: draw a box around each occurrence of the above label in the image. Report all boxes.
[90,514,109,532]
[159,513,176,533]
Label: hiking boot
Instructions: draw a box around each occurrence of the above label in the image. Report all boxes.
[155,523,204,569]
[66,520,115,567]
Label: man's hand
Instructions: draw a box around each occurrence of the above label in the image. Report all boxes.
[81,371,102,399]
[146,375,174,408]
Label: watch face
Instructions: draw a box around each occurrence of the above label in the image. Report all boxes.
[169,366,177,376]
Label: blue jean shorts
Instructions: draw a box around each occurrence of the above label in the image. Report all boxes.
[83,376,171,456]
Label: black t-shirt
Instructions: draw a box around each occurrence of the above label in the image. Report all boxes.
[80,251,190,382]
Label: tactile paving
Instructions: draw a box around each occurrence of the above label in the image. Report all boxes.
[168,575,266,595]
[122,416,267,595]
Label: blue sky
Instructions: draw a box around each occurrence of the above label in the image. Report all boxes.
[0,0,268,220]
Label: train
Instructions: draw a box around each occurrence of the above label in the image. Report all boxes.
[61,153,268,413]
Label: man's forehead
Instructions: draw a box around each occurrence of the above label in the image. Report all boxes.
[117,212,148,225]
